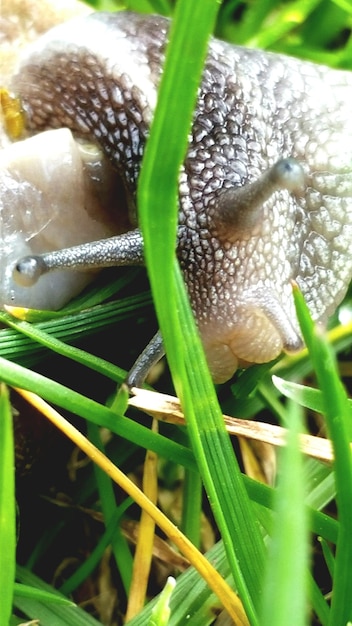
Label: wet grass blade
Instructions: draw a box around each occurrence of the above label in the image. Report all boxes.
[0,356,195,471]
[293,285,352,625]
[260,400,309,625]
[137,1,266,620]
[0,384,15,625]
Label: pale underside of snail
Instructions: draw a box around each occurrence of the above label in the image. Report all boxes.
[7,11,352,383]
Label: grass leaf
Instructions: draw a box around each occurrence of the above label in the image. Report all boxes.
[0,384,16,625]
[137,1,266,620]
[293,285,352,624]
[260,400,309,625]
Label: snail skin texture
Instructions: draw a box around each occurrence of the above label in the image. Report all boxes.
[10,11,352,383]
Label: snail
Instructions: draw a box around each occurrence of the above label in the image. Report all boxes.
[7,11,352,384]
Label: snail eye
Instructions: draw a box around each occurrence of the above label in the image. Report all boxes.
[13,256,45,287]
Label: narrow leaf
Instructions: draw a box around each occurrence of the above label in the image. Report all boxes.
[0,384,16,625]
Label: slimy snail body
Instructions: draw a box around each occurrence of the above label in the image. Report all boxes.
[0,127,126,309]
[6,11,352,383]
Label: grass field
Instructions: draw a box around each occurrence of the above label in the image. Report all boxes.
[2,1,352,624]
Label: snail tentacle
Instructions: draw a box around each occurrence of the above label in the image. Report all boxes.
[126,331,165,388]
[211,157,305,240]
[13,229,144,282]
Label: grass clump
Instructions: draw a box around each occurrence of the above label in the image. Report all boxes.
[1,1,352,625]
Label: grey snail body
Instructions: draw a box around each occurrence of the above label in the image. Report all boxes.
[11,11,352,383]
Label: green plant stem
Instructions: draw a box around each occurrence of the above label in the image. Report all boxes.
[181,469,202,548]
[137,1,266,620]
[294,286,352,625]
[0,385,15,625]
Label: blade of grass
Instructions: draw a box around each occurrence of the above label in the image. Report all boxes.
[7,269,146,320]
[86,422,133,595]
[2,312,127,383]
[320,537,335,579]
[0,383,16,626]
[245,475,339,545]
[15,388,248,624]
[174,263,266,618]
[137,0,219,400]
[273,375,352,418]
[181,469,202,548]
[59,500,132,596]
[293,285,352,625]
[13,585,75,605]
[248,0,322,48]
[125,421,158,621]
[149,577,176,626]
[129,387,335,463]
[119,539,231,626]
[309,575,330,626]
[137,1,266,620]
[0,291,151,366]
[0,355,195,469]
[126,457,335,624]
[259,399,309,625]
[14,565,103,626]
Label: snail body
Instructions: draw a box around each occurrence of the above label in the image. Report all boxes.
[10,11,352,383]
[0,127,125,309]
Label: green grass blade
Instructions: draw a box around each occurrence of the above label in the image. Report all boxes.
[14,566,103,625]
[293,286,352,625]
[309,574,330,626]
[137,1,266,620]
[59,500,131,596]
[320,537,335,578]
[259,399,309,625]
[85,422,133,594]
[0,384,16,625]
[137,0,216,392]
[149,577,176,626]
[128,540,232,626]
[174,264,266,619]
[0,356,196,471]
[2,313,127,382]
[181,469,202,548]
[273,375,352,418]
[13,584,74,605]
[244,476,338,545]
[0,291,151,367]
